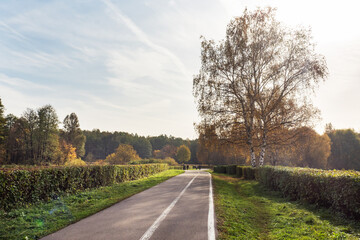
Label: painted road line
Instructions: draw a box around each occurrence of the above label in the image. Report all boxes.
[139,174,199,240]
[208,173,215,240]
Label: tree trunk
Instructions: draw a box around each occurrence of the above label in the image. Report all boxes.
[259,126,267,166]
[259,144,266,166]
[250,147,256,167]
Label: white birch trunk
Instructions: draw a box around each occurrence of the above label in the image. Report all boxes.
[259,144,266,166]
[250,148,256,167]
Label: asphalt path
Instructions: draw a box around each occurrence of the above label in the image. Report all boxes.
[41,170,216,240]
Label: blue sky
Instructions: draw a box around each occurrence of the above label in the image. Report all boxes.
[1,0,360,139]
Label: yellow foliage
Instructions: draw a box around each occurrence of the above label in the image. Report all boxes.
[93,159,108,165]
[64,158,86,166]
[176,145,191,164]
[105,144,140,165]
[61,141,86,166]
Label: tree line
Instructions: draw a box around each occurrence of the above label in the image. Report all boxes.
[83,129,197,164]
[0,99,86,165]
[0,97,196,166]
[0,97,359,170]
[197,123,360,171]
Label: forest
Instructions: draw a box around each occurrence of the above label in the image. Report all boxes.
[0,97,197,166]
[0,97,359,171]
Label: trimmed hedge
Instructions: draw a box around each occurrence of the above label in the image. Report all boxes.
[235,166,242,177]
[213,166,226,173]
[214,165,255,179]
[0,164,168,210]
[242,166,256,180]
[225,165,237,175]
[214,165,360,219]
[256,166,360,219]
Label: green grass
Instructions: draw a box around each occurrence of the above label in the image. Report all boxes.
[212,173,360,240]
[0,169,184,240]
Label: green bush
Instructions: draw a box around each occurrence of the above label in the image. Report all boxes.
[129,157,178,166]
[169,166,183,170]
[242,166,256,180]
[256,166,360,219]
[213,164,360,218]
[0,164,168,210]
[226,165,237,175]
[236,166,243,178]
[214,166,226,173]
[214,165,253,178]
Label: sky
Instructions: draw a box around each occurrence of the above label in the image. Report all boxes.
[0,0,359,139]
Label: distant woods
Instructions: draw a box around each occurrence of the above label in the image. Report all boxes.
[0,97,359,170]
[0,97,198,166]
[84,130,197,164]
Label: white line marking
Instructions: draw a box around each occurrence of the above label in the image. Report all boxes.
[208,174,216,240]
[139,174,198,240]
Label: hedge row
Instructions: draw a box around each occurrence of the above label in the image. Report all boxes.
[0,164,168,210]
[213,165,360,218]
[257,166,360,218]
[213,165,255,179]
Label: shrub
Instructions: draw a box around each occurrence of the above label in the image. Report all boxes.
[64,158,87,166]
[129,158,178,166]
[169,166,183,170]
[214,166,226,173]
[256,166,360,219]
[213,164,360,218]
[242,166,256,180]
[105,144,140,165]
[214,165,251,178]
[236,166,243,178]
[0,164,168,210]
[225,165,237,175]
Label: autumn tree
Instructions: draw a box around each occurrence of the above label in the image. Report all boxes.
[265,127,330,168]
[197,124,247,165]
[2,105,61,165]
[291,128,331,168]
[62,113,86,158]
[193,8,327,167]
[105,144,140,165]
[61,142,86,166]
[153,144,177,159]
[176,145,191,164]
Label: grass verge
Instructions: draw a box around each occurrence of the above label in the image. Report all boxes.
[0,169,184,240]
[212,173,360,240]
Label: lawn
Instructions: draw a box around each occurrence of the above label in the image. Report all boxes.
[212,173,360,240]
[0,169,183,240]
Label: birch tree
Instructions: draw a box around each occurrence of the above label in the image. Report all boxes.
[193,8,327,167]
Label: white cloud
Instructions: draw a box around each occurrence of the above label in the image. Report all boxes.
[106,48,185,92]
[0,73,52,90]
[102,0,191,79]
[0,21,28,42]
